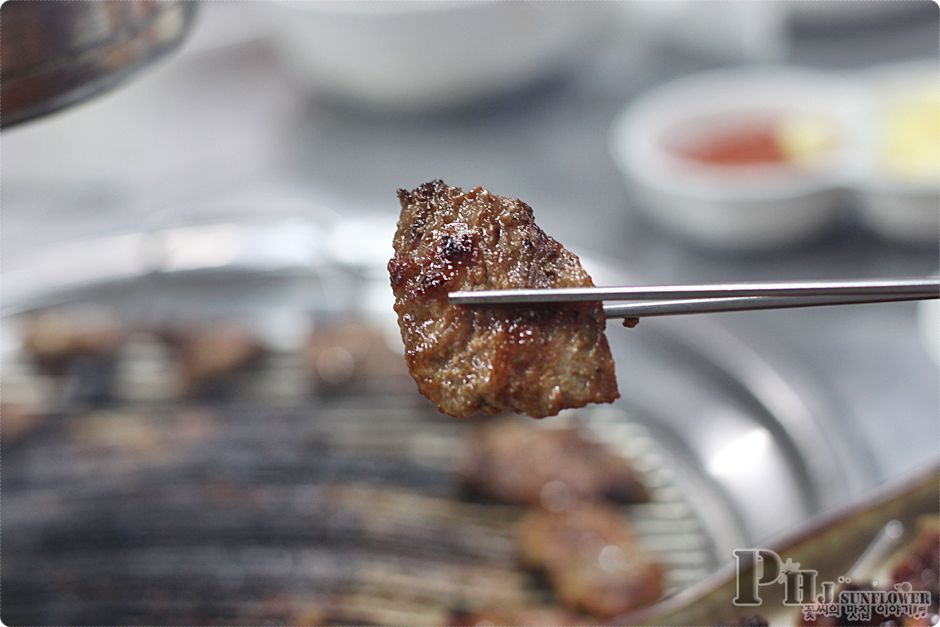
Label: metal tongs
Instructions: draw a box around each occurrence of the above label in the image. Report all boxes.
[449,277,940,320]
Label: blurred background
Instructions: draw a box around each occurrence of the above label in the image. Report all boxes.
[1,1,938,625]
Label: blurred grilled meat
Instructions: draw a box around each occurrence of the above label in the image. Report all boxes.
[305,320,405,393]
[892,516,939,590]
[21,310,124,375]
[800,517,939,627]
[161,325,264,395]
[518,505,664,618]
[0,402,44,445]
[458,418,648,507]
[21,310,124,403]
[891,516,939,627]
[388,180,618,418]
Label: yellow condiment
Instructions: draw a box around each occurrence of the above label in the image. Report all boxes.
[881,92,940,181]
[776,115,837,164]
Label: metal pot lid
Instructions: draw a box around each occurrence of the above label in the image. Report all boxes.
[0,0,197,128]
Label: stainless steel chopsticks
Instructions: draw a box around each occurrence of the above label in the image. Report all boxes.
[448,277,939,319]
[600,293,932,319]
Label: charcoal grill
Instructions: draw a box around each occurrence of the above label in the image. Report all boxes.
[0,213,858,624]
[2,332,718,624]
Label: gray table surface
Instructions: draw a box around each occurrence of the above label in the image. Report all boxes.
[3,3,937,498]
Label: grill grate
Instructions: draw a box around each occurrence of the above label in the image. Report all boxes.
[2,337,718,624]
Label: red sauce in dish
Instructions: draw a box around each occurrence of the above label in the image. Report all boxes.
[677,124,787,166]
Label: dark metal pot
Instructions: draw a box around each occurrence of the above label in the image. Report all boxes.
[1,0,197,128]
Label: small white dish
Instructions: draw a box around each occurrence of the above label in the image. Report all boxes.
[853,59,939,245]
[610,68,865,250]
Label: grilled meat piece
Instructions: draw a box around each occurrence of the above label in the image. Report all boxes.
[388,180,618,418]
[800,516,939,627]
[161,325,264,395]
[518,505,664,618]
[458,418,648,507]
[21,310,124,375]
[291,606,379,627]
[21,310,124,403]
[306,320,405,392]
[0,403,44,445]
[891,516,939,627]
[892,516,939,591]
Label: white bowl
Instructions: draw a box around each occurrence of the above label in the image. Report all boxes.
[610,68,865,251]
[272,1,606,111]
[853,60,939,245]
